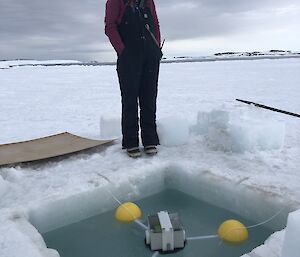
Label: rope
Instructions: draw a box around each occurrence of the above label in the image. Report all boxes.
[97,173,147,230]
[151,251,159,257]
[187,204,288,243]
[187,235,218,241]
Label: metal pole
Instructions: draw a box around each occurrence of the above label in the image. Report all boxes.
[236,99,300,118]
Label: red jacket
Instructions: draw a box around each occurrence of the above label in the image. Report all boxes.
[105,0,161,55]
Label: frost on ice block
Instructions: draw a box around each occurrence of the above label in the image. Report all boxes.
[0,132,114,166]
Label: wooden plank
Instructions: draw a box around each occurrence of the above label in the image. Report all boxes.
[0,132,114,166]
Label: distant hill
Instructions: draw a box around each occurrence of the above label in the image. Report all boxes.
[1,50,300,69]
[165,50,300,63]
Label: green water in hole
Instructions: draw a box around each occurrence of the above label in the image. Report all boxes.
[43,189,276,257]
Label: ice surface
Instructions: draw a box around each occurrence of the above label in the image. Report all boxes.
[281,209,300,257]
[157,116,189,146]
[1,58,300,257]
[0,175,9,198]
[0,167,24,183]
[100,116,121,139]
[193,108,285,152]
[241,230,285,257]
[0,213,59,257]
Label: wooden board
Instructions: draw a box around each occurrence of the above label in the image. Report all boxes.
[0,132,114,166]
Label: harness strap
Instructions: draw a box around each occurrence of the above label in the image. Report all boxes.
[139,0,146,9]
[121,0,160,48]
[122,0,147,9]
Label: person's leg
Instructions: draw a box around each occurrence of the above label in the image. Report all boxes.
[117,50,142,149]
[139,56,160,147]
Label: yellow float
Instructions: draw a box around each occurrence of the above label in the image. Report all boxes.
[115,202,142,222]
[218,219,248,244]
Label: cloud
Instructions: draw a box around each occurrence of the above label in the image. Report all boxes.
[0,0,299,61]
[0,0,107,60]
[158,0,300,39]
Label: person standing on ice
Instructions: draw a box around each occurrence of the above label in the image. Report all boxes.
[105,0,162,158]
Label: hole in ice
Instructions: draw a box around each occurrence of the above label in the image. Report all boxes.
[28,167,292,257]
[41,189,286,257]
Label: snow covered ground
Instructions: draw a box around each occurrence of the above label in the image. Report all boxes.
[0,58,300,257]
[0,60,81,69]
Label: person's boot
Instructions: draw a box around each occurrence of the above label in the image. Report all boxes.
[127,147,142,158]
[144,145,158,155]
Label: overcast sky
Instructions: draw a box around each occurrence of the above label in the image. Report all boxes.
[0,0,300,61]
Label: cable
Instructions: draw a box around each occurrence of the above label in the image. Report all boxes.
[97,172,289,254]
[134,219,148,230]
[187,204,288,243]
[151,251,159,257]
[97,172,147,230]
[245,205,287,230]
[187,235,218,241]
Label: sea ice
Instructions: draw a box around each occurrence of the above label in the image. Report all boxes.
[1,58,300,257]
[0,214,60,257]
[157,116,189,146]
[193,108,285,152]
[281,209,300,257]
[229,117,285,152]
[0,175,9,198]
[100,116,121,139]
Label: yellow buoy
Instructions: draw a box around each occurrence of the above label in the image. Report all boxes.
[115,202,142,222]
[218,219,248,244]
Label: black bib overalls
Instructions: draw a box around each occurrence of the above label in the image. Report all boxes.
[117,0,161,148]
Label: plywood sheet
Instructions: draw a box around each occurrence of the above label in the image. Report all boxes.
[0,132,114,166]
